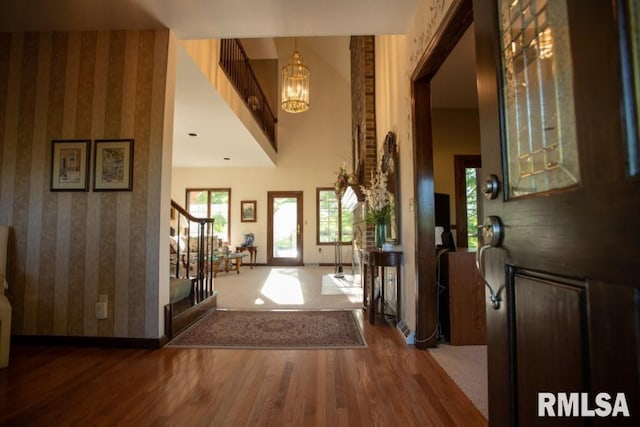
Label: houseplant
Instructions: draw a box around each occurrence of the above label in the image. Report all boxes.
[361,167,392,249]
[334,162,351,197]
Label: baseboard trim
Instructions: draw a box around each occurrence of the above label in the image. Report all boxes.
[11,334,167,349]
[319,263,354,267]
[253,263,354,268]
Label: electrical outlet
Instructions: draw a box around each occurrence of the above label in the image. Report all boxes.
[95,302,108,319]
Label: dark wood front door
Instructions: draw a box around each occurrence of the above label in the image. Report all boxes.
[267,191,303,266]
[474,0,639,425]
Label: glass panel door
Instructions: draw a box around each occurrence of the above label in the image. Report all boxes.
[273,197,298,258]
[268,192,303,265]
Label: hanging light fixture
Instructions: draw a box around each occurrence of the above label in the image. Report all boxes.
[281,38,310,113]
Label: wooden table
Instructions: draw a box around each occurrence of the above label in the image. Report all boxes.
[212,253,246,277]
[235,246,257,268]
[362,248,403,324]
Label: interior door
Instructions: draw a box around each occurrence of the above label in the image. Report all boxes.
[267,191,303,266]
[474,0,640,425]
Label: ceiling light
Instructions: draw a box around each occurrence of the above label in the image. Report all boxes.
[281,38,310,114]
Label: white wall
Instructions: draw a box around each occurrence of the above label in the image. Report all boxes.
[375,0,455,332]
[375,35,417,330]
[172,36,352,265]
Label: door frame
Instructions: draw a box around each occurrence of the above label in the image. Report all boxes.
[411,0,473,348]
[267,191,303,266]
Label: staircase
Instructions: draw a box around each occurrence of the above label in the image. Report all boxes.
[166,200,218,339]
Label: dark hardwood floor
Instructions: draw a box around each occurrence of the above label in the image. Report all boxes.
[0,311,486,426]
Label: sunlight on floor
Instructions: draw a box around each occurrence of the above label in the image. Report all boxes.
[260,268,305,304]
[322,274,363,303]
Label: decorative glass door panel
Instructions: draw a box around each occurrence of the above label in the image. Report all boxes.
[624,0,640,176]
[499,0,580,197]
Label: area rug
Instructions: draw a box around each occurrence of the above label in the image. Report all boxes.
[321,274,362,296]
[167,309,366,349]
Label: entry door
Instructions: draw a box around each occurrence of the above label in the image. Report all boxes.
[474,0,639,425]
[267,191,303,266]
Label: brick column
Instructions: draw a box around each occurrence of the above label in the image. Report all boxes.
[350,35,377,248]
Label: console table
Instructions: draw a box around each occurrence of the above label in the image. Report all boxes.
[362,248,402,324]
[235,246,257,268]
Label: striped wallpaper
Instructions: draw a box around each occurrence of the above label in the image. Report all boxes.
[0,30,172,338]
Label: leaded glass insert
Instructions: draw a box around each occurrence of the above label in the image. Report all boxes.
[499,0,580,197]
[626,0,640,175]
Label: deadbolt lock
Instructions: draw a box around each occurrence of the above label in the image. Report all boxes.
[483,174,501,200]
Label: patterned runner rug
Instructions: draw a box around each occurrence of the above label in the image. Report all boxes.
[167,310,366,349]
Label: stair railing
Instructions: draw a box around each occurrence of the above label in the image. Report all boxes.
[170,200,216,303]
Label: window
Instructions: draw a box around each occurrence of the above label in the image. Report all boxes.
[186,188,231,243]
[454,155,482,249]
[317,188,353,244]
[464,167,480,249]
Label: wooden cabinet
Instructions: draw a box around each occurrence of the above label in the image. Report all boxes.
[448,250,486,345]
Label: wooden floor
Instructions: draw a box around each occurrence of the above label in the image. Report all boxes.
[0,311,487,426]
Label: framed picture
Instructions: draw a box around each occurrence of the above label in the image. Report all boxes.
[93,139,134,191]
[50,139,90,191]
[241,200,257,222]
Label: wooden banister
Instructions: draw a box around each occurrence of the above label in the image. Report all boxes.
[219,39,277,150]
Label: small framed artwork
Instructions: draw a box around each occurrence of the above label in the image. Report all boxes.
[93,139,134,191]
[241,200,257,222]
[50,139,90,191]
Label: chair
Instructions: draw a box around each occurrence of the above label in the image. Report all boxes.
[0,225,11,368]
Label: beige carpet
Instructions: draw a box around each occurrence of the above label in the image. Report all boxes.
[428,343,488,418]
[320,273,362,295]
[213,266,362,310]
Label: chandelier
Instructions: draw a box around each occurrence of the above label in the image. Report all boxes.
[281,39,310,113]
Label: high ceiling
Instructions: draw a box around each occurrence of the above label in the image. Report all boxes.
[0,0,477,167]
[0,0,420,38]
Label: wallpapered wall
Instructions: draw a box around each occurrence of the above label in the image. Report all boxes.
[0,30,172,338]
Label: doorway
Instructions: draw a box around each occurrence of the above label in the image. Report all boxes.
[267,191,303,266]
[411,0,474,348]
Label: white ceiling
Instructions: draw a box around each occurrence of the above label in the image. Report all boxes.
[0,0,477,167]
[0,0,419,39]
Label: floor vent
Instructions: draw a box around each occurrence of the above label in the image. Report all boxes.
[396,320,415,345]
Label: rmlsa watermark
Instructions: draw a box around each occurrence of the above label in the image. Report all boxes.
[538,392,630,417]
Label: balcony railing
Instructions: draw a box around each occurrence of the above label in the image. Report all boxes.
[219,38,277,150]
